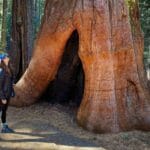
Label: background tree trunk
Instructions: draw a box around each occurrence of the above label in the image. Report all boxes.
[1,0,7,50]
[11,0,150,133]
[10,0,21,80]
[10,0,34,80]
[26,0,34,66]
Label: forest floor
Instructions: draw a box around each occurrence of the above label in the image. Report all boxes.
[0,102,150,150]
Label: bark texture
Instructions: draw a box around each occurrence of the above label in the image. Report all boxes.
[11,0,150,133]
[10,0,34,80]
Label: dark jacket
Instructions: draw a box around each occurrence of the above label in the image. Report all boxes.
[0,61,15,100]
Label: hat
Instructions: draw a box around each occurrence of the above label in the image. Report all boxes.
[0,51,8,60]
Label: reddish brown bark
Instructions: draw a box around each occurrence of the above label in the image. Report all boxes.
[10,0,34,79]
[11,0,150,133]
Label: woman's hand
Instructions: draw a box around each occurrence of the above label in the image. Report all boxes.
[2,99,7,104]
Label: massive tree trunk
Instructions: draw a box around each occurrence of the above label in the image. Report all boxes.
[11,0,150,133]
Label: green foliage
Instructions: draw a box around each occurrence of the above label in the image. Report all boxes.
[0,0,45,49]
[33,0,45,38]
[0,1,3,47]
[139,0,150,66]
[0,0,12,50]
[6,0,12,50]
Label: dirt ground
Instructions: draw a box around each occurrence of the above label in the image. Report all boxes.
[0,102,150,150]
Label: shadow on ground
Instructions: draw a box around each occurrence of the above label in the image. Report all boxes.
[0,123,100,150]
[0,102,150,150]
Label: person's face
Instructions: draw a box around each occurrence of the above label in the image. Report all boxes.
[3,57,9,66]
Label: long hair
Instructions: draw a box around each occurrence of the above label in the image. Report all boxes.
[0,60,12,76]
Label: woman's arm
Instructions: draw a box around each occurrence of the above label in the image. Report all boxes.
[0,68,6,99]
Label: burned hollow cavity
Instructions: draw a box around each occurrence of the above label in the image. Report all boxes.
[42,30,84,107]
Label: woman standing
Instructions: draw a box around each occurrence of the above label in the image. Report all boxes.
[0,52,15,133]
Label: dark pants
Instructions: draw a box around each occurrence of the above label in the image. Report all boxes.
[0,100,9,123]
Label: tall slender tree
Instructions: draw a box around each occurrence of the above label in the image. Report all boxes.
[1,0,7,50]
[139,0,150,78]
[33,0,45,35]
[26,0,34,64]
[10,0,35,80]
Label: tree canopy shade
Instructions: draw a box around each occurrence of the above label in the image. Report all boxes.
[11,0,150,133]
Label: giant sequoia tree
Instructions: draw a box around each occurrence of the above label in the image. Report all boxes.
[11,0,150,133]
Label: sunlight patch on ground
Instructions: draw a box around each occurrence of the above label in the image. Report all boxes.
[0,133,43,141]
[39,131,58,135]
[0,142,105,150]
[14,128,34,133]
[15,128,58,135]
